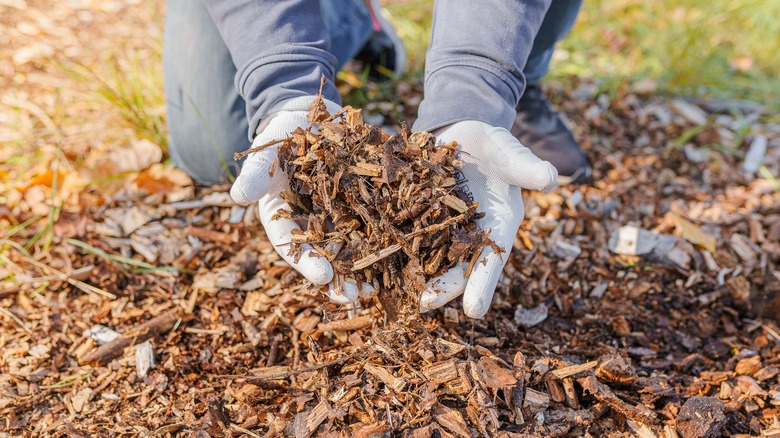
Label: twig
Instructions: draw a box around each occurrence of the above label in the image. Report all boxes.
[743,318,780,343]
[233,137,287,161]
[1,391,50,415]
[267,334,282,366]
[0,307,34,336]
[185,226,235,245]
[184,327,226,335]
[291,328,301,386]
[464,245,483,279]
[0,252,115,300]
[78,308,187,365]
[551,360,599,379]
[236,353,356,382]
[404,213,468,239]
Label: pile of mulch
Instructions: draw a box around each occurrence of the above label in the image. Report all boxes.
[244,92,492,318]
[1,82,780,437]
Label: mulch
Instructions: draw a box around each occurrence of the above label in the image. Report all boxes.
[1,81,779,437]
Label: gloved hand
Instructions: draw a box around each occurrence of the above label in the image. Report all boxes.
[419,121,558,318]
[231,96,372,304]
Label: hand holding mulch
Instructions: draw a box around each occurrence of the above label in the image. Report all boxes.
[236,83,495,319]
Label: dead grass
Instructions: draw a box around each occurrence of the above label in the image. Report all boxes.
[0,1,165,172]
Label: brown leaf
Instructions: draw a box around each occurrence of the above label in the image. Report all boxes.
[476,356,517,388]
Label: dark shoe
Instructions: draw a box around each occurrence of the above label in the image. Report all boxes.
[354,0,406,81]
[511,84,591,184]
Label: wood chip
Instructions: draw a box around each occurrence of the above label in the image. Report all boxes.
[363,363,407,392]
[674,215,716,253]
[441,194,469,214]
[434,338,466,357]
[432,404,470,438]
[351,245,403,271]
[301,400,330,437]
[523,388,550,416]
[551,360,598,379]
[730,234,758,262]
[71,387,93,413]
[318,315,372,332]
[422,359,460,384]
[476,356,517,388]
[348,163,383,177]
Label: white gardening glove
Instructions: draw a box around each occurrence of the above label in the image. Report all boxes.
[419,121,558,318]
[231,96,370,304]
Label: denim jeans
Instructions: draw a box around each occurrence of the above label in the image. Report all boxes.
[163,0,581,184]
[525,0,583,85]
[163,0,372,183]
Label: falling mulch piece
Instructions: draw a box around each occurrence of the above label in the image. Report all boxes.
[237,83,495,316]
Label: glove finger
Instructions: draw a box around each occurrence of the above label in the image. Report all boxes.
[230,148,277,205]
[258,196,334,285]
[462,246,507,319]
[419,263,468,312]
[326,277,360,304]
[461,185,523,319]
[488,128,558,191]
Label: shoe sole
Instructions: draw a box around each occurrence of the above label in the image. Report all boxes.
[557,165,592,186]
[367,0,407,77]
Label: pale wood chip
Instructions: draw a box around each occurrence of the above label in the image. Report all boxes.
[363,363,407,392]
[551,360,598,379]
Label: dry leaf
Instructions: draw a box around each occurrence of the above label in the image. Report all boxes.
[476,356,517,388]
[91,139,163,175]
[674,215,716,252]
[134,163,193,198]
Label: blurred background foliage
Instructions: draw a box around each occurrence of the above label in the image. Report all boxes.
[385,0,780,107]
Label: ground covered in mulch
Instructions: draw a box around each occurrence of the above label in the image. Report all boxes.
[2,75,780,437]
[2,4,780,436]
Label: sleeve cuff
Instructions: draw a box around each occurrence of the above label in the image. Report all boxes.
[235,45,341,140]
[413,64,521,133]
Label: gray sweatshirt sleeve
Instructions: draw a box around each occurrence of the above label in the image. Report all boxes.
[202,0,341,139]
[413,0,552,132]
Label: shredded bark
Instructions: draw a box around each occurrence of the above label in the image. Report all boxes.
[250,89,493,316]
